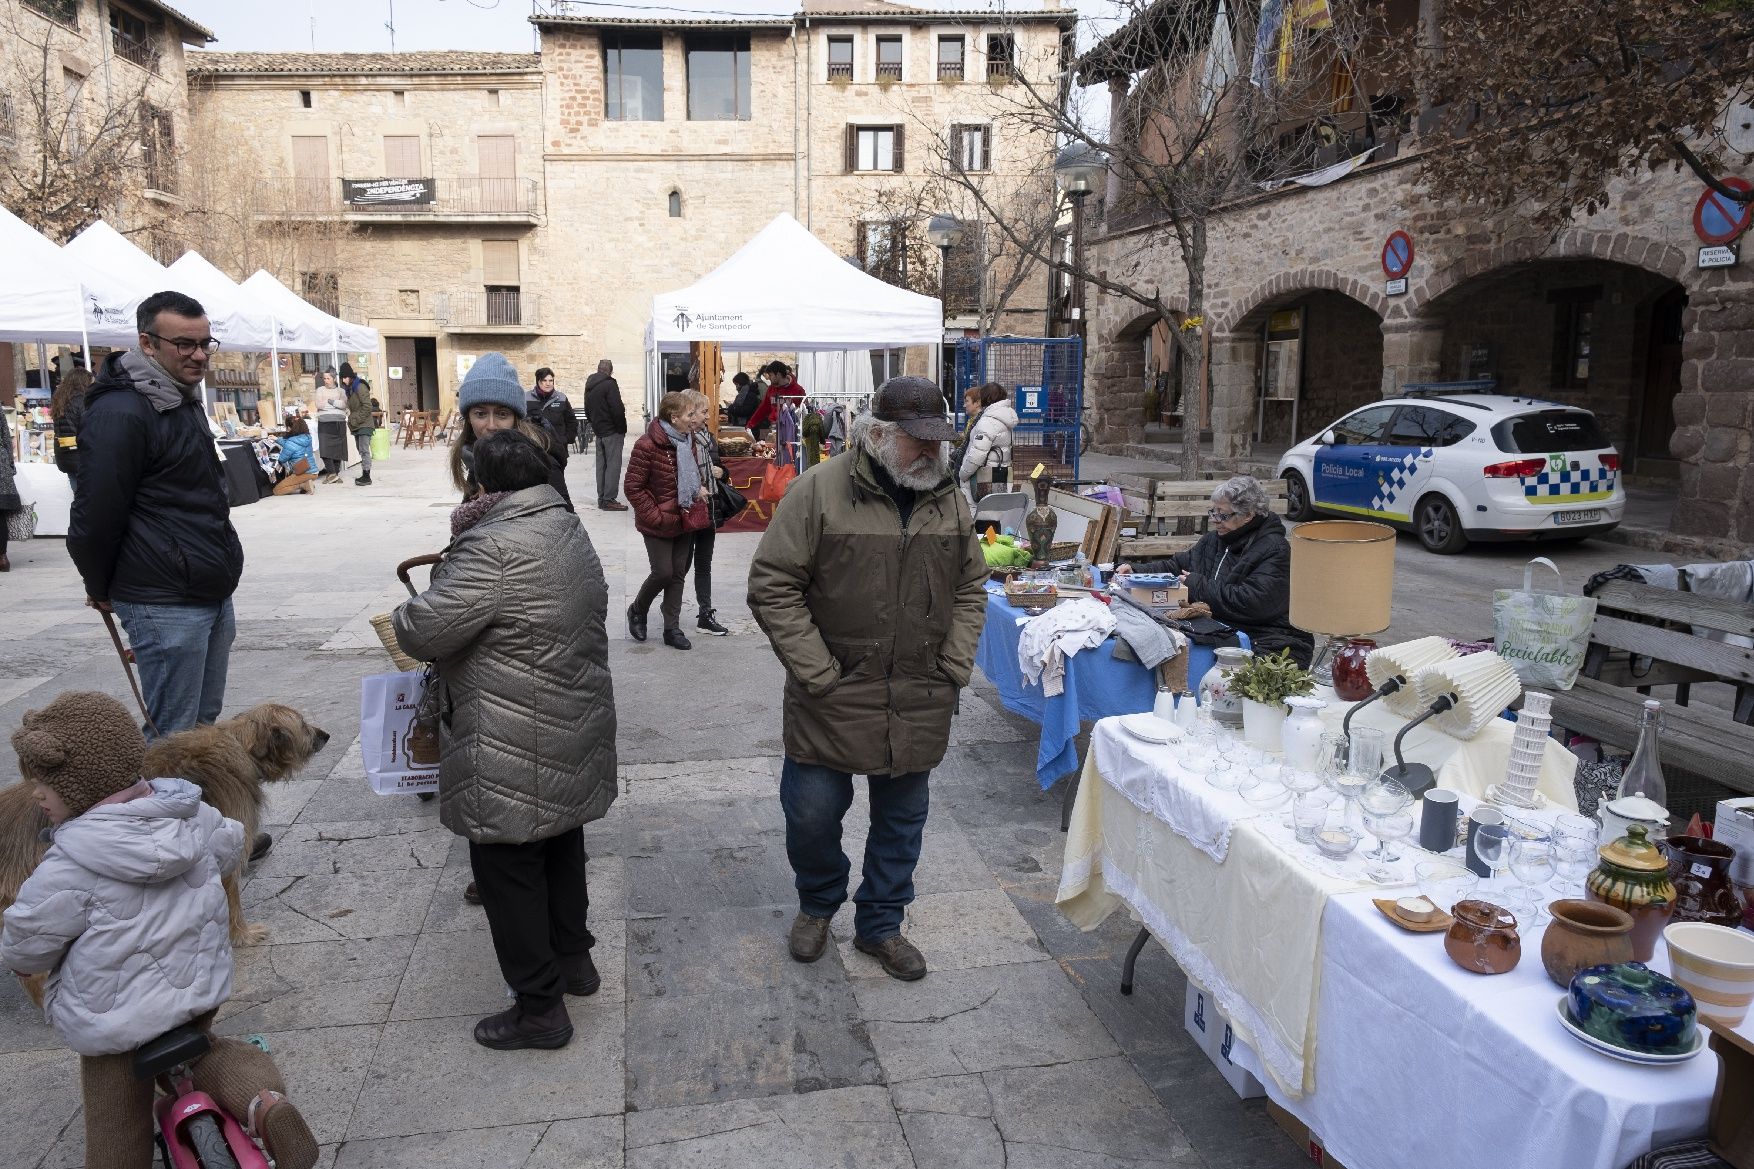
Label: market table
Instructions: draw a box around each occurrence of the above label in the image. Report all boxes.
[974,584,1232,789]
[719,455,775,533]
[1053,714,1744,1169]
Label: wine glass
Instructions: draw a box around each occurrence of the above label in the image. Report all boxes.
[1358,777,1413,864]
[1474,823,1516,900]
[1363,810,1415,883]
[1281,767,1327,830]
[1551,819,1598,895]
[1509,839,1556,924]
[1415,858,1478,916]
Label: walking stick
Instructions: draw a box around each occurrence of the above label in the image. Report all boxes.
[100,608,161,739]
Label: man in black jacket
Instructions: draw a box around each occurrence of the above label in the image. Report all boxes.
[526,367,578,507]
[68,290,246,739]
[583,359,628,511]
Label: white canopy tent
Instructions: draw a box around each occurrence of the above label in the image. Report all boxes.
[0,206,90,348]
[240,270,381,357]
[63,222,199,350]
[646,214,942,415]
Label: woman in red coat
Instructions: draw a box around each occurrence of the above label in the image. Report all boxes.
[624,390,714,650]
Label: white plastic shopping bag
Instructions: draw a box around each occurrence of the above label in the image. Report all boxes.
[360,669,441,795]
[1492,557,1597,690]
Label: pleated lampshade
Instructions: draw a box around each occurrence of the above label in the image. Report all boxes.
[1365,637,1459,717]
[1413,651,1524,741]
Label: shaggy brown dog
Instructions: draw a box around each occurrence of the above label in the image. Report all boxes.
[1,703,329,1005]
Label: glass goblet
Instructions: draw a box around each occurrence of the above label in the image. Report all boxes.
[1363,810,1415,882]
[1358,778,1413,864]
[1281,767,1326,830]
[1509,839,1556,923]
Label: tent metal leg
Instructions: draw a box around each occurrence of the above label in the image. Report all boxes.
[1119,926,1152,995]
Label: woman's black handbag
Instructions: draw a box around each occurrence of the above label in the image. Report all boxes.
[711,477,748,527]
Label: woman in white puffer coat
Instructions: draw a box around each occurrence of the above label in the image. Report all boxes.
[958,382,1018,503]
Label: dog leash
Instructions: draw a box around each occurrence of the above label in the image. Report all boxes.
[100,609,162,739]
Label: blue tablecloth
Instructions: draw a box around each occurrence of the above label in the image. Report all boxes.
[975,586,1241,789]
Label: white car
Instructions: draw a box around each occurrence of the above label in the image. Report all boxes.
[1275,393,1625,553]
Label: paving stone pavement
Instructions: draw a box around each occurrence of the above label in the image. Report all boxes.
[4,442,1671,1166]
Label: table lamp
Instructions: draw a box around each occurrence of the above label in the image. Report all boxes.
[1414,651,1523,741]
[1288,521,1397,688]
[1343,636,1460,739]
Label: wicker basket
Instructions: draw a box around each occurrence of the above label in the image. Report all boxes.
[369,612,421,673]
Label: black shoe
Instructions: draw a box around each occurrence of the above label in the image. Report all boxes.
[463,880,482,906]
[696,610,729,636]
[354,473,372,486]
[627,605,648,643]
[788,912,831,962]
[249,832,273,862]
[473,1001,573,1050]
[561,950,601,996]
[662,628,691,651]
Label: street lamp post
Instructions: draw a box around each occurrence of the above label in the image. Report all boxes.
[925,213,966,396]
[1053,143,1107,342]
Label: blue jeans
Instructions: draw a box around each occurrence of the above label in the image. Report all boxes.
[779,757,930,941]
[112,599,235,739]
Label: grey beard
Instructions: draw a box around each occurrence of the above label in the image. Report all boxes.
[875,430,947,490]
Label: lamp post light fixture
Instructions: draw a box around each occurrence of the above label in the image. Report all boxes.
[925,214,966,395]
[1053,144,1106,342]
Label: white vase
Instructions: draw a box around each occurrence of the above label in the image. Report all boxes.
[1281,695,1329,770]
[1241,698,1289,751]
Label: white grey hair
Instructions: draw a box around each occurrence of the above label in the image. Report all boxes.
[849,409,886,453]
[1211,474,1271,517]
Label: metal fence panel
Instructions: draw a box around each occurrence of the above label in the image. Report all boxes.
[955,336,1083,480]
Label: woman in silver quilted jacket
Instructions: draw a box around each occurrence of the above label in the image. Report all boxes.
[393,427,618,1051]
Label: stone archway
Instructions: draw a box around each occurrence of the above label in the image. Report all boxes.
[1089,306,1181,447]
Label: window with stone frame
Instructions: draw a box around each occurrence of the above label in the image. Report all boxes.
[23,0,78,29]
[938,35,965,80]
[826,35,854,80]
[875,35,903,81]
[140,104,175,193]
[951,123,992,172]
[857,219,909,284]
[61,69,84,156]
[604,32,664,121]
[846,123,904,172]
[109,4,160,72]
[686,32,752,121]
[1550,286,1599,390]
[985,33,1015,81]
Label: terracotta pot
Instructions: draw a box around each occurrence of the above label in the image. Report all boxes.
[1661,835,1744,928]
[1445,898,1521,975]
[1586,824,1676,962]
[1540,899,1635,989]
[1331,638,1378,702]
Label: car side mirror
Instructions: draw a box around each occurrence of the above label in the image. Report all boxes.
[1320,429,1337,446]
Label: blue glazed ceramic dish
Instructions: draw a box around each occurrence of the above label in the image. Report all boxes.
[1566,962,1697,1054]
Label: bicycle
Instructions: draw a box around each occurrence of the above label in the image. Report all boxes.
[133,1024,273,1169]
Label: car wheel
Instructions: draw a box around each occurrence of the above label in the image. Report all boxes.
[1283,470,1314,521]
[1414,494,1468,554]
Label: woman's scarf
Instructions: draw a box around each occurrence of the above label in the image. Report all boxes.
[660,421,703,509]
[450,490,510,537]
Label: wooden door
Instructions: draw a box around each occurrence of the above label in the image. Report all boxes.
[1637,286,1687,467]
[385,338,418,415]
[291,135,329,211]
[477,135,517,212]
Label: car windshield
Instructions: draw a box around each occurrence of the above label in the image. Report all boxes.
[1493,410,1612,453]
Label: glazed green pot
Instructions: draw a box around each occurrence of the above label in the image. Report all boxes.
[1585,824,1676,962]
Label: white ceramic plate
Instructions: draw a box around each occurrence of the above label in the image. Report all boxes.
[1553,996,1705,1065]
[1117,713,1180,745]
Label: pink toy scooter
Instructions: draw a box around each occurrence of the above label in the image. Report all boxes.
[133,1024,272,1169]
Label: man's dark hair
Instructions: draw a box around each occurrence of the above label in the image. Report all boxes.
[534,366,554,382]
[136,290,206,335]
[732,371,750,386]
[473,430,551,493]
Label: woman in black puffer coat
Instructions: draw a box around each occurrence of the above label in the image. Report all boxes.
[1120,475,1313,666]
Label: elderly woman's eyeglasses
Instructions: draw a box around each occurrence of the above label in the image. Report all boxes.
[1207,508,1240,522]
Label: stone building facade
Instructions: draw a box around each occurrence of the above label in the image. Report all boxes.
[1083,143,1754,544]
[183,2,1073,419]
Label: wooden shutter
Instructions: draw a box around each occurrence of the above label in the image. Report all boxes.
[291,135,329,210]
[482,240,520,285]
[855,222,868,267]
[980,124,992,170]
[892,123,905,172]
[845,124,858,173]
[477,135,517,212]
[384,135,421,177]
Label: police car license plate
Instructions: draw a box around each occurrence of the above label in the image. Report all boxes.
[1553,509,1601,526]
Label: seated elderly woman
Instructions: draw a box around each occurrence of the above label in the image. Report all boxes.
[1119,474,1313,666]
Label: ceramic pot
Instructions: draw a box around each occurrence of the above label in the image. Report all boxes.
[1331,638,1378,702]
[1198,646,1253,730]
[1567,961,1696,1054]
[1599,795,1670,846]
[1585,824,1676,962]
[1664,921,1754,1026]
[1661,835,1744,928]
[1241,698,1288,751]
[1444,898,1521,975]
[1281,695,1328,770]
[1540,899,1635,989]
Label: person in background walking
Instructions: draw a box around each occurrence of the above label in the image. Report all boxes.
[958,382,1017,503]
[447,354,568,502]
[680,391,730,637]
[526,367,578,508]
[748,375,989,981]
[625,391,713,650]
[68,291,244,739]
[584,359,628,511]
[341,361,375,486]
[0,404,19,573]
[51,365,92,494]
[394,430,617,1051]
[726,370,764,428]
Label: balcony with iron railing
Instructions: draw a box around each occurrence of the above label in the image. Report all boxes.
[938,59,964,81]
[255,176,541,223]
[875,61,903,81]
[113,29,161,72]
[827,61,852,81]
[436,289,543,333]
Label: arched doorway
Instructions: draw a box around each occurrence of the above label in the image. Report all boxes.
[1230,289,1385,450]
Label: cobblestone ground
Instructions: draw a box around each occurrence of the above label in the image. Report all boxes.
[0,444,1679,1167]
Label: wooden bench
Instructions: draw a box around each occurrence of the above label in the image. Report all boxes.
[1116,477,1290,561]
[1549,579,1754,806]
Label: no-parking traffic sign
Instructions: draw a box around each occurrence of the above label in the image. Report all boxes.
[1693,178,1753,245]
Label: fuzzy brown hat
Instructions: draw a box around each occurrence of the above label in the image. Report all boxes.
[12,691,146,817]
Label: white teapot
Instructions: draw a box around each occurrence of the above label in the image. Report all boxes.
[1598,795,1670,846]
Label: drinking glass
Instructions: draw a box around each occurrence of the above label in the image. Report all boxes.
[1205,757,1242,791]
[1510,839,1557,922]
[1281,767,1326,830]
[1358,778,1413,863]
[1317,731,1350,782]
[1293,793,1330,844]
[1363,810,1415,882]
[1474,823,1516,899]
[1415,859,1478,915]
[1553,813,1597,844]
[1348,727,1386,781]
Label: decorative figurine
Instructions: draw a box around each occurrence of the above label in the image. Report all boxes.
[1025,477,1057,570]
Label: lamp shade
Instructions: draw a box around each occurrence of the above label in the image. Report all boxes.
[1413,651,1524,741]
[1289,520,1396,637]
[1366,636,1460,717]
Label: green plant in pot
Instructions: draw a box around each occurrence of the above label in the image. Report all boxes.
[1228,648,1315,751]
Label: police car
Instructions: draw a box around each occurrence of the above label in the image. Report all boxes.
[1275,393,1624,554]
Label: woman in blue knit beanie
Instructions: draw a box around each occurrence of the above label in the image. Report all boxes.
[447,353,572,508]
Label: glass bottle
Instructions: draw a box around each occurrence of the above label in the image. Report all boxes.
[1615,699,1668,809]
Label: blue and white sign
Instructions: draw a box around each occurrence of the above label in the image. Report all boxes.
[1015,384,1046,421]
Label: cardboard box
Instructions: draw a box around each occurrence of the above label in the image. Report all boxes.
[1717,798,1754,886]
[1123,581,1190,614]
[1183,978,1218,1054]
[1182,980,1265,1099]
[1265,1102,1352,1169]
